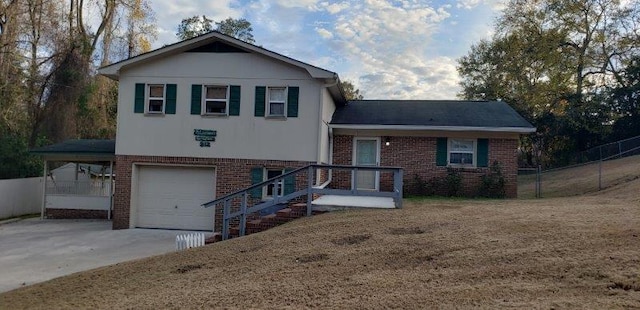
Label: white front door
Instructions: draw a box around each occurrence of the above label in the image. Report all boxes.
[353,138,380,190]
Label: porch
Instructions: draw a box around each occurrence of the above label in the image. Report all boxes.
[31,140,116,219]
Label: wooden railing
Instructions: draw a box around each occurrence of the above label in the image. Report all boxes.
[202,164,403,240]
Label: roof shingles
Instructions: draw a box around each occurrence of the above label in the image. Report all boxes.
[330,100,534,130]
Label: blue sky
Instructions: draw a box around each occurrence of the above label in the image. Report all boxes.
[150,0,505,99]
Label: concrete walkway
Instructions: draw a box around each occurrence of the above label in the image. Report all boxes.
[0,218,206,293]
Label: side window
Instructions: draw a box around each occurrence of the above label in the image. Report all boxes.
[203,85,229,115]
[267,87,286,117]
[147,84,165,113]
[449,139,475,166]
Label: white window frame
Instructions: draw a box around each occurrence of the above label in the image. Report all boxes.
[448,138,476,167]
[202,85,229,116]
[263,168,285,198]
[146,84,165,114]
[267,87,287,117]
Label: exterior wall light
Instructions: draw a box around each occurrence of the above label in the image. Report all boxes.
[385,137,390,146]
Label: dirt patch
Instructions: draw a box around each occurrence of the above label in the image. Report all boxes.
[389,227,425,235]
[296,253,329,263]
[173,264,203,274]
[331,234,371,245]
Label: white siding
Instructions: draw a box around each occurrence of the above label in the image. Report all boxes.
[319,87,336,164]
[116,52,325,161]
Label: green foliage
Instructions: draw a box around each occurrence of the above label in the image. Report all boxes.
[176,16,254,43]
[457,0,640,168]
[0,127,44,179]
[215,18,254,44]
[176,15,214,40]
[339,79,363,100]
[479,161,506,198]
[443,168,462,197]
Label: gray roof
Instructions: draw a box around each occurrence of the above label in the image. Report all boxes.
[330,100,535,131]
[31,139,115,159]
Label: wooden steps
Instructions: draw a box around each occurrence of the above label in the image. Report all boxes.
[207,202,328,243]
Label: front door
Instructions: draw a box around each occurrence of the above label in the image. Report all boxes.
[354,138,380,190]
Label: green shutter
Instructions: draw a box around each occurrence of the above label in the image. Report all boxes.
[229,85,241,116]
[165,84,177,114]
[134,83,145,113]
[477,139,489,167]
[287,86,299,117]
[191,85,202,115]
[250,167,263,199]
[254,86,266,117]
[436,138,448,167]
[284,168,295,195]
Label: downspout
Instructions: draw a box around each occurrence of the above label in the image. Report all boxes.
[316,77,339,188]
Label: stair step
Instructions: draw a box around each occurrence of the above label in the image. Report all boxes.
[290,203,307,212]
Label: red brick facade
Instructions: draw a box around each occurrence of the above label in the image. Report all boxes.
[113,155,311,231]
[332,135,518,198]
[46,209,108,219]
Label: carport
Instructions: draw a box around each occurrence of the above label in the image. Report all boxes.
[31,140,115,219]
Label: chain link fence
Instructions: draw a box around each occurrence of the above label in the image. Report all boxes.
[519,135,640,198]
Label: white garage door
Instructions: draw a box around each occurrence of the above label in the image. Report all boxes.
[136,166,215,231]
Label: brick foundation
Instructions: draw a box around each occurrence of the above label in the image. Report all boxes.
[332,135,519,198]
[46,208,108,219]
[113,155,312,231]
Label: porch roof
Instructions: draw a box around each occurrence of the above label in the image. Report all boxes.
[30,139,115,162]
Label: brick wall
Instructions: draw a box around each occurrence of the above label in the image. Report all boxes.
[114,155,311,231]
[46,209,108,219]
[332,135,519,198]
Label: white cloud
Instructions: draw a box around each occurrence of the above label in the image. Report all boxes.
[274,0,320,9]
[321,2,349,14]
[316,28,334,39]
[324,0,460,99]
[456,0,506,10]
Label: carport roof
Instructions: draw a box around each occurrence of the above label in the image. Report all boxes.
[31,139,115,161]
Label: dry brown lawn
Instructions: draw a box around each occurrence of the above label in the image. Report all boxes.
[2,178,639,309]
[519,154,640,198]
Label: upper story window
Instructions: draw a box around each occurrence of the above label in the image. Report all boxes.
[449,139,475,166]
[268,87,286,117]
[203,85,229,115]
[134,83,176,115]
[147,84,165,113]
[254,86,298,118]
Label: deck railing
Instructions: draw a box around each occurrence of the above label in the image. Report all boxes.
[46,180,111,196]
[203,164,403,240]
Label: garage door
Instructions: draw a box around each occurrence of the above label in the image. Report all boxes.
[136,166,215,231]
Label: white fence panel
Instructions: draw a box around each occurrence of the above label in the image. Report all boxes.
[0,177,44,219]
[175,233,205,251]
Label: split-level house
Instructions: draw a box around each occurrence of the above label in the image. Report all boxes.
[96,32,535,232]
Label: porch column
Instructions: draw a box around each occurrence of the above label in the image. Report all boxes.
[41,160,48,219]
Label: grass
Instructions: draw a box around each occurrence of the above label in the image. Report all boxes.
[2,157,640,309]
[518,154,640,198]
[1,185,639,309]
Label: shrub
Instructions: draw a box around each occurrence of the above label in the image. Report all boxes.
[479,161,506,198]
[444,168,462,197]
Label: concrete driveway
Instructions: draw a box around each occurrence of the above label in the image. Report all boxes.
[0,218,207,293]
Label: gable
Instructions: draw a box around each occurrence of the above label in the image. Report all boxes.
[185,41,249,53]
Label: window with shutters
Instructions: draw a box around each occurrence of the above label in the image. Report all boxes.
[147,84,165,113]
[267,87,286,117]
[264,168,284,198]
[449,139,475,166]
[203,85,228,115]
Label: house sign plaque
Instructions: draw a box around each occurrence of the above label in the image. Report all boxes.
[194,129,217,147]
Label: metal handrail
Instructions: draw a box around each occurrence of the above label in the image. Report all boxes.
[205,164,403,240]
